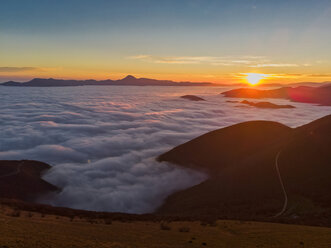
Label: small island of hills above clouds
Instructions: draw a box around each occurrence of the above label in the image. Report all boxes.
[222,84,331,106]
[240,100,295,109]
[229,100,296,109]
[180,95,206,101]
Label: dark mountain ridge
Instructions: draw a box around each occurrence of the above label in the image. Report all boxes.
[1,75,212,87]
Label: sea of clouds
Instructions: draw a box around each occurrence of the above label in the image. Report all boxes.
[0,85,330,213]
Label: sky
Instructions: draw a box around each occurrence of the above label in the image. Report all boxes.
[1,0,331,84]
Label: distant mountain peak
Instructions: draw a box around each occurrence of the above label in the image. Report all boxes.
[122,75,137,80]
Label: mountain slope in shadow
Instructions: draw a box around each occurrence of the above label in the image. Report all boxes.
[0,160,59,201]
[157,115,331,226]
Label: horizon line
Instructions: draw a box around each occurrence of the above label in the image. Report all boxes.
[1,75,331,86]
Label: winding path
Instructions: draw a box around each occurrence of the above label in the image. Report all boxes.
[0,161,24,179]
[273,151,288,218]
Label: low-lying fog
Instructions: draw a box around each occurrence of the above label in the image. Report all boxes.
[0,86,330,213]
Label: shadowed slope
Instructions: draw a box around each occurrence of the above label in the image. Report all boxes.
[279,115,331,208]
[0,160,59,201]
[158,121,292,174]
[157,116,331,225]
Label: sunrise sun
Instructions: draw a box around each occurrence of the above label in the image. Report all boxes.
[244,73,268,86]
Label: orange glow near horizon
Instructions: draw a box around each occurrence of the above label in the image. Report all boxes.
[244,73,269,86]
[1,69,331,85]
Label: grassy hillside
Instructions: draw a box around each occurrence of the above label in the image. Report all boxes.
[0,206,330,248]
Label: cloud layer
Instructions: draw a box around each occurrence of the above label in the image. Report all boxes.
[0,85,330,213]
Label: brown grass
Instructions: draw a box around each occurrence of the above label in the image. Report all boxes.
[0,205,330,248]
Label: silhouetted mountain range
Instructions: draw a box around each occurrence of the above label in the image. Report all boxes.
[222,85,331,106]
[2,77,331,88]
[157,115,331,226]
[1,75,213,87]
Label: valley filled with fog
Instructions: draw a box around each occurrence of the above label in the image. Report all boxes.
[0,85,330,213]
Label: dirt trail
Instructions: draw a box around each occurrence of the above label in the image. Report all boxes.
[273,151,288,218]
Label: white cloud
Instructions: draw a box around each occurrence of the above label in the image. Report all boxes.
[128,54,313,69]
[0,67,39,72]
[249,63,299,68]
[0,66,59,73]
[0,86,330,213]
[128,54,269,66]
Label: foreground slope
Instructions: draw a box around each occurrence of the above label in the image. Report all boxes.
[157,115,331,226]
[0,207,330,248]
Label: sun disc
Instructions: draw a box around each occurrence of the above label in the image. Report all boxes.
[245,73,268,86]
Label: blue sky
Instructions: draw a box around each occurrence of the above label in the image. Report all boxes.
[1,0,331,83]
